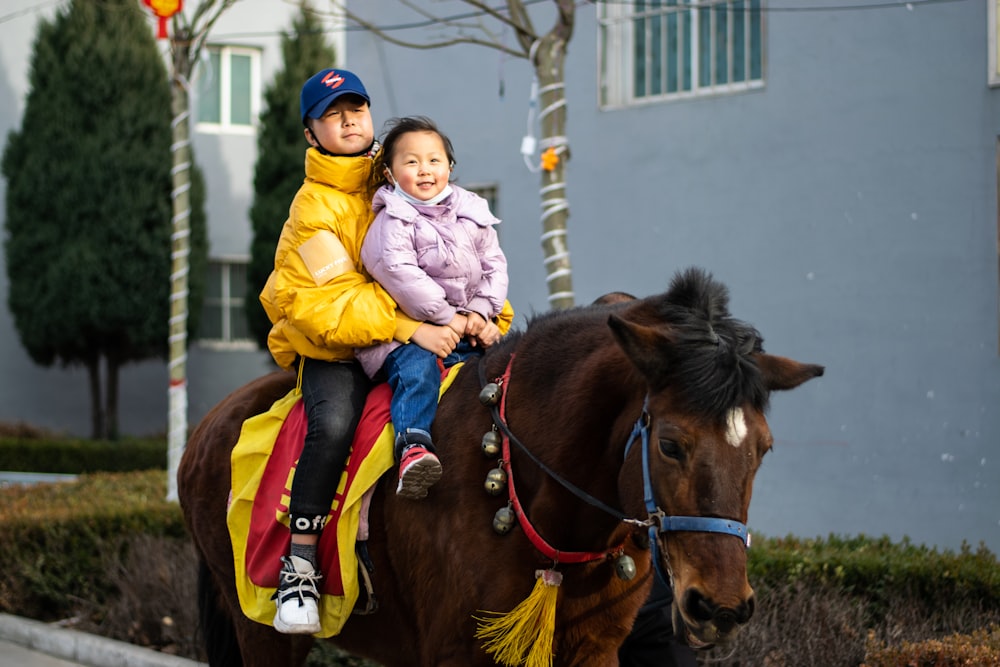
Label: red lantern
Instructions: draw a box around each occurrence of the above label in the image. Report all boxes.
[143,0,183,39]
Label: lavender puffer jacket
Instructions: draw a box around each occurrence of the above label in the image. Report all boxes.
[355,184,509,378]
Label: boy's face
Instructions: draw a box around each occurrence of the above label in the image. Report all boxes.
[305,94,374,156]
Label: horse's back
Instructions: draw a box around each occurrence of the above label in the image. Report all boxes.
[179,370,295,538]
[178,371,295,507]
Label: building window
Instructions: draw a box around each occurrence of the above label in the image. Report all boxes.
[599,0,764,108]
[198,259,254,348]
[195,46,260,132]
[466,183,500,239]
[467,183,499,215]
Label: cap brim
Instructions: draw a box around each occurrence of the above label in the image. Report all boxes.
[305,89,371,119]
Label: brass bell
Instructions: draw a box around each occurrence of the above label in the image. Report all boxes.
[492,506,516,535]
[484,466,507,496]
[481,429,501,457]
[479,382,501,407]
[614,554,637,581]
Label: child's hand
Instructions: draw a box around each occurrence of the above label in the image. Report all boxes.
[464,312,487,337]
[410,323,460,359]
[475,321,502,348]
[447,312,469,337]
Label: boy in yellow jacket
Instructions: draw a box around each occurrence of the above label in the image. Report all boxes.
[260,69,481,634]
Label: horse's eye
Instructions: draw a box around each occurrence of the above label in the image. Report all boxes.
[659,439,684,461]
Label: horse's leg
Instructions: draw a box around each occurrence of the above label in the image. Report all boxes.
[229,607,314,667]
[196,560,241,666]
[196,557,314,667]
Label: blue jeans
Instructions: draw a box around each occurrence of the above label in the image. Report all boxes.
[289,358,370,534]
[384,341,481,458]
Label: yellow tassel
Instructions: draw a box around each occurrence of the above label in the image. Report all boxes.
[474,569,562,667]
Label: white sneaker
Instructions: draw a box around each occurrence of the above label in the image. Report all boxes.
[272,555,322,634]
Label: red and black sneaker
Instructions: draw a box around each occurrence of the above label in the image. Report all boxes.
[396,445,442,499]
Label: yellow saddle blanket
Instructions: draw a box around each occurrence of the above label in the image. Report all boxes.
[226,365,462,637]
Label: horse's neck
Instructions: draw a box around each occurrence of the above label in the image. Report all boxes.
[506,344,643,550]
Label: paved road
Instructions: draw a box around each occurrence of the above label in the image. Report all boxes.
[0,614,206,667]
[0,639,80,667]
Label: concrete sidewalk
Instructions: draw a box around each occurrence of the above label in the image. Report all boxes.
[0,614,206,667]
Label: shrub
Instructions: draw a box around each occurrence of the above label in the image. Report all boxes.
[0,437,167,473]
[699,534,1000,666]
[70,534,203,659]
[0,469,184,620]
[2,471,998,667]
[862,625,1000,666]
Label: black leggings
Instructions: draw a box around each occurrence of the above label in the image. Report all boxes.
[288,358,370,533]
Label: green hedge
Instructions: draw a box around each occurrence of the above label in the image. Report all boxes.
[0,469,184,619]
[748,533,1000,623]
[0,437,167,473]
[1,470,997,667]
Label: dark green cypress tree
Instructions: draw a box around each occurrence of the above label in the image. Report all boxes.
[1,0,207,439]
[247,2,337,350]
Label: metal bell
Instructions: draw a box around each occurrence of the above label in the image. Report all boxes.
[614,554,637,581]
[483,466,507,496]
[478,382,501,407]
[481,429,502,457]
[492,506,516,535]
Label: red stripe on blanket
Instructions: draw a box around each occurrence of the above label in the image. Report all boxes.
[244,382,392,596]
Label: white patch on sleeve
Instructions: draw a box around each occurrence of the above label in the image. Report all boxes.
[725,407,748,448]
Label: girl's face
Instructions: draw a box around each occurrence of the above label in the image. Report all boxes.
[305,95,374,156]
[386,130,451,201]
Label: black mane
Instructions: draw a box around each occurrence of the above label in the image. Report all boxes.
[651,268,769,420]
[490,268,770,422]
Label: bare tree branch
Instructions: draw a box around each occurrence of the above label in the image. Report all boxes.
[172,0,239,63]
[326,1,535,59]
[326,0,579,309]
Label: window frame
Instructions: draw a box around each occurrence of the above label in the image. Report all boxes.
[598,0,766,110]
[196,257,256,350]
[465,183,499,215]
[465,182,501,239]
[195,45,261,135]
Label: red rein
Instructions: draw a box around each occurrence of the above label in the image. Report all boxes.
[495,355,624,565]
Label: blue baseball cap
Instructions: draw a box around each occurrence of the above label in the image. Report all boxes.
[300,68,370,124]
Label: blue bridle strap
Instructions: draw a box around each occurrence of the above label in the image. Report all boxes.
[658,515,749,543]
[627,398,751,548]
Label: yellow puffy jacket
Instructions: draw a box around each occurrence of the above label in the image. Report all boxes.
[260,148,513,371]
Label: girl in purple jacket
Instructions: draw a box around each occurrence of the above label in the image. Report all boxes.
[357,116,509,500]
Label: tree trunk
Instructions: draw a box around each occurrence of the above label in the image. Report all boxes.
[86,356,104,440]
[535,33,574,310]
[166,37,193,501]
[105,354,120,441]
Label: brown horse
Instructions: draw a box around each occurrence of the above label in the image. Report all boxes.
[178,267,823,667]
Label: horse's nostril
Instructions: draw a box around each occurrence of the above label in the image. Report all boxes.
[715,609,738,634]
[683,589,755,632]
[683,588,716,623]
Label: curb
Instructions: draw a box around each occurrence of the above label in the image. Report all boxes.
[0,614,207,667]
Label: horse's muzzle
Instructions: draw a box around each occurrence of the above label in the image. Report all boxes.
[674,587,756,648]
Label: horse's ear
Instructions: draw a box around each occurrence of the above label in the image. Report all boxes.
[754,353,824,391]
[608,313,674,379]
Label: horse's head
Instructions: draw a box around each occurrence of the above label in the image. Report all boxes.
[608,268,823,649]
